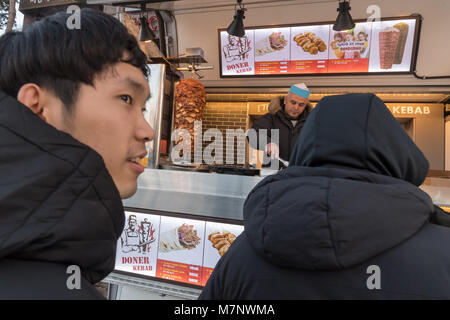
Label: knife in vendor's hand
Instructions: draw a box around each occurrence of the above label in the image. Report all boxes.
[274,155,289,168]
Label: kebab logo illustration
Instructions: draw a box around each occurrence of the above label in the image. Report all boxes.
[223,34,252,63]
[159,223,201,253]
[378,22,409,69]
[208,231,237,256]
[293,32,327,55]
[255,31,288,56]
[120,215,156,254]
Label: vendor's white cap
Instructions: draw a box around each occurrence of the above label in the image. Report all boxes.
[289,83,310,99]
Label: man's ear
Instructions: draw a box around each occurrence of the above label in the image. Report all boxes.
[16,84,48,122]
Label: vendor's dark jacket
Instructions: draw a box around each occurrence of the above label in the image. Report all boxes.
[249,97,311,162]
[200,93,450,300]
[0,91,125,299]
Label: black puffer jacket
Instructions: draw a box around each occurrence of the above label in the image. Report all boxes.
[200,93,450,300]
[0,91,125,299]
[249,97,311,162]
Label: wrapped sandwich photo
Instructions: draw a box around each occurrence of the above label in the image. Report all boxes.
[159,223,201,253]
[255,31,288,56]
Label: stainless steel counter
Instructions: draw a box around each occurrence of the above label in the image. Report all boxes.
[122,169,263,220]
[420,177,450,207]
[123,169,450,221]
[112,169,450,300]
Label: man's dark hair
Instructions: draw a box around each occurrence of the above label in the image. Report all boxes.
[0,8,149,110]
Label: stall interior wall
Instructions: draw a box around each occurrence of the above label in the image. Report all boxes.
[415,116,444,170]
[387,103,444,170]
[174,0,450,88]
[446,116,450,171]
[202,100,444,170]
[202,102,248,165]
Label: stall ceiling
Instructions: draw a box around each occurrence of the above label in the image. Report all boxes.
[142,0,334,11]
[206,93,450,103]
[87,0,335,12]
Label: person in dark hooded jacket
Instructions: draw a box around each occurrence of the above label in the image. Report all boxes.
[199,93,450,300]
[0,9,153,299]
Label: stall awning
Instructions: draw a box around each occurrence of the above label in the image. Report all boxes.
[20,0,84,11]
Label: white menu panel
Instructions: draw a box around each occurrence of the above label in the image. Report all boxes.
[115,211,161,277]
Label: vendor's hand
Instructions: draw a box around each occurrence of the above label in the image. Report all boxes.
[265,143,279,159]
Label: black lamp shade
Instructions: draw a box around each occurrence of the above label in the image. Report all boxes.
[139,17,155,42]
[227,9,246,37]
[333,1,355,31]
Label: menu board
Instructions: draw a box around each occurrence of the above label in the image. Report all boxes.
[114,211,244,287]
[219,16,419,77]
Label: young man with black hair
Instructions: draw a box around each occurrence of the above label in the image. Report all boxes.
[0,8,154,299]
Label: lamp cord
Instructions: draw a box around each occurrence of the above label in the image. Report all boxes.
[237,0,245,11]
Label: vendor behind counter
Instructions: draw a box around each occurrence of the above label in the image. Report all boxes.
[248,83,312,166]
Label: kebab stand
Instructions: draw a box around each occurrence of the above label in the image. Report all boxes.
[104,70,450,300]
[103,16,450,300]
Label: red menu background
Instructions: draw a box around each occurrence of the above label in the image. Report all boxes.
[156,259,203,286]
[289,60,328,73]
[328,58,369,73]
[201,267,214,286]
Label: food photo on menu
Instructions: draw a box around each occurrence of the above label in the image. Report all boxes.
[368,19,415,72]
[159,223,201,252]
[289,25,330,73]
[254,28,290,60]
[201,222,244,286]
[208,230,237,256]
[329,22,371,60]
[293,32,327,55]
[156,216,206,285]
[290,25,329,59]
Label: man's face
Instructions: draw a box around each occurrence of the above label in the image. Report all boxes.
[284,93,308,119]
[229,35,238,46]
[57,62,154,198]
[129,218,137,230]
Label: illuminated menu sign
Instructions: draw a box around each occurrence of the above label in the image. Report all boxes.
[219,16,419,77]
[115,211,244,287]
